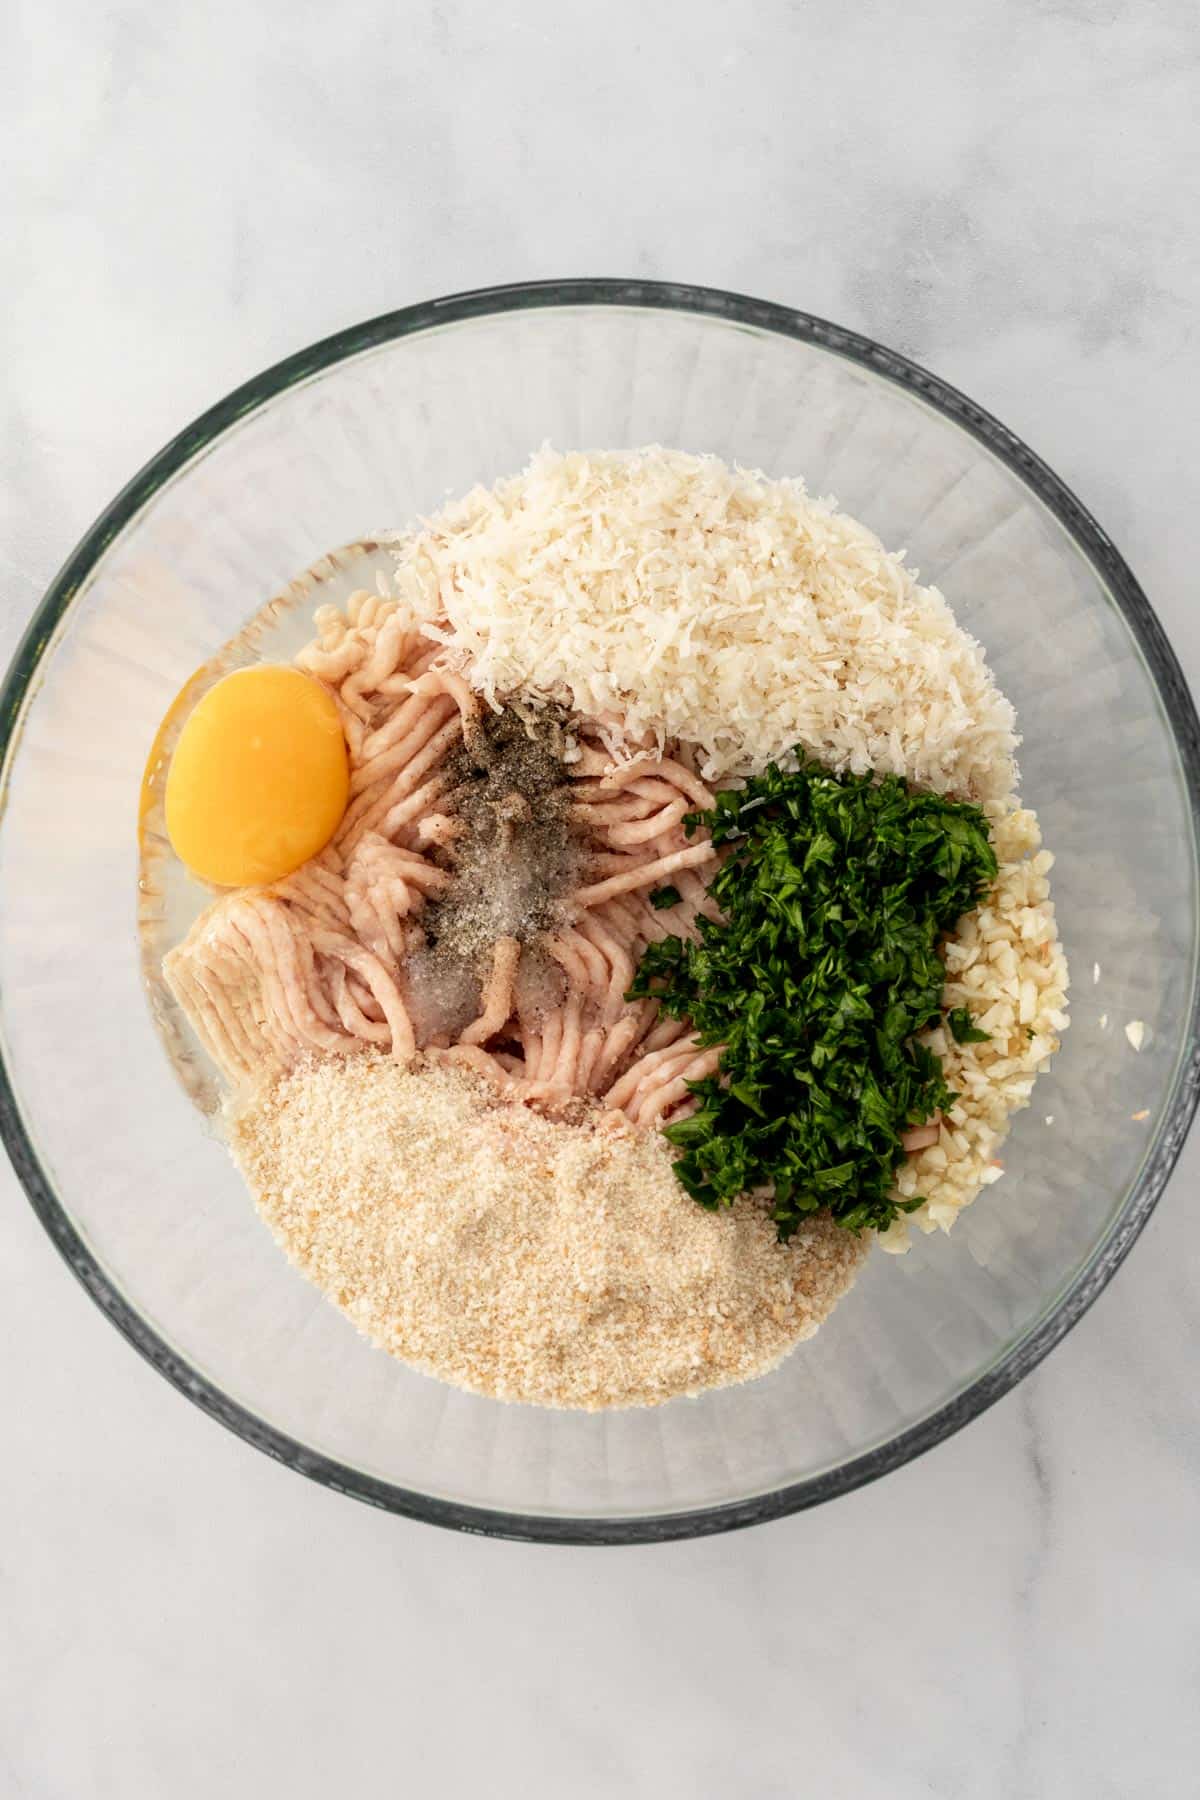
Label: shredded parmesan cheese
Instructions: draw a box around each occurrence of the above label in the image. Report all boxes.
[388,448,1019,809]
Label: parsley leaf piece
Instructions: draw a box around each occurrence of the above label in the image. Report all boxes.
[947,1005,992,1045]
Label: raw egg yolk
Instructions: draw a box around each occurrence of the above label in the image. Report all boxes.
[165,666,349,887]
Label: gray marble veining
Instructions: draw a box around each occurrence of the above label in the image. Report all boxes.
[2,2,1198,1795]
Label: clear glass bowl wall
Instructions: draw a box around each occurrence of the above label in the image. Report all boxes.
[1,292,1195,1540]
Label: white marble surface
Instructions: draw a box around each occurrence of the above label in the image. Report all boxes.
[3,2,1199,1794]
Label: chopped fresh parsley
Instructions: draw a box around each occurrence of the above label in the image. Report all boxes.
[649,885,682,911]
[627,759,997,1237]
[947,1005,991,1045]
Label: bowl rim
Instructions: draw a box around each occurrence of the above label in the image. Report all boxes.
[3,277,1198,1546]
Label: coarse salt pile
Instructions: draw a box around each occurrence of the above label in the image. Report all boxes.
[228,1053,868,1409]
[389,446,1019,811]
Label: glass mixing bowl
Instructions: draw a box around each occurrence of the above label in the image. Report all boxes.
[2,281,1197,1544]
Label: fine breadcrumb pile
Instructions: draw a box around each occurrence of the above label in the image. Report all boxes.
[883,808,1069,1249]
[228,1053,868,1409]
[391,446,1019,810]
